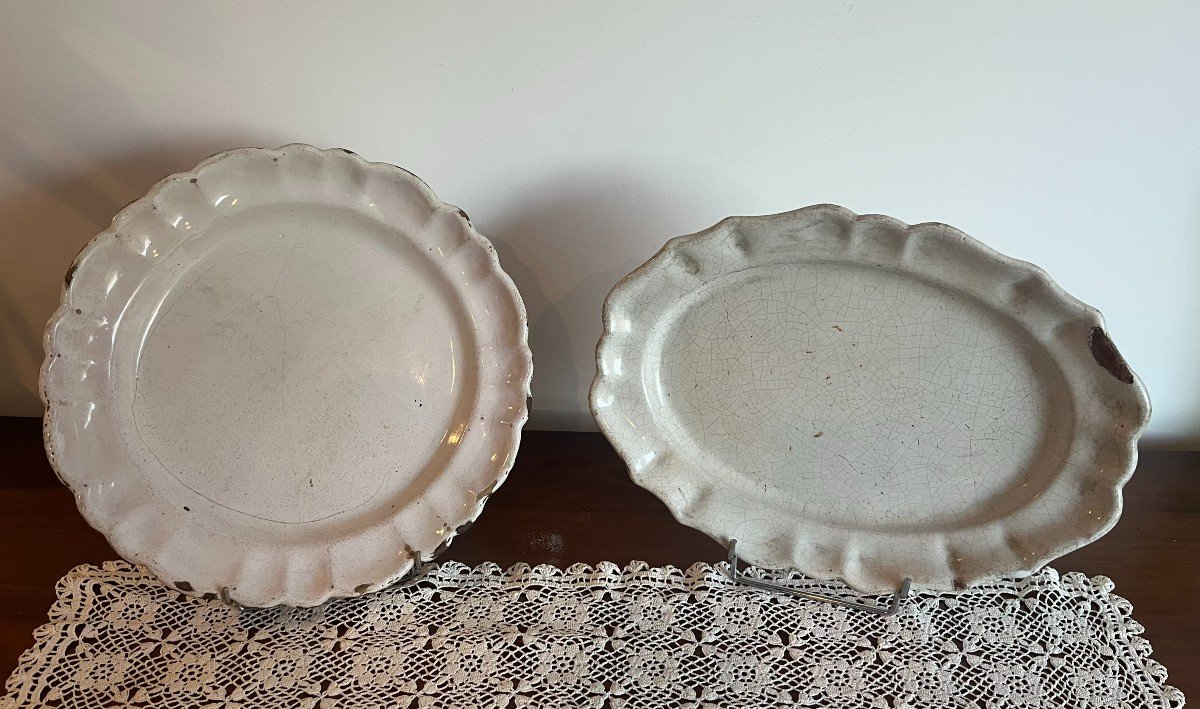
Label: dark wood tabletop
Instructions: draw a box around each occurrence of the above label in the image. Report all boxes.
[1,416,1196,698]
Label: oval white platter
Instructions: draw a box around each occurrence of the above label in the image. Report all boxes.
[42,145,532,607]
[591,204,1150,593]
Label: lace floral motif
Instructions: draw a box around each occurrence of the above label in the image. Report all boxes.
[1,561,1184,708]
[255,647,312,690]
[104,595,160,632]
[72,651,130,694]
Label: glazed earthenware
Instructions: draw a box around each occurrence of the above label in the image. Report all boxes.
[42,145,532,606]
[592,205,1149,592]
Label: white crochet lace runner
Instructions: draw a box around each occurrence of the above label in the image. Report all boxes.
[2,561,1183,708]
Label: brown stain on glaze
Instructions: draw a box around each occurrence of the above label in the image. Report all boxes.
[1088,326,1134,384]
[64,262,79,288]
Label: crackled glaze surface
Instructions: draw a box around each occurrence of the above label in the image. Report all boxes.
[591,205,1150,592]
[42,145,532,606]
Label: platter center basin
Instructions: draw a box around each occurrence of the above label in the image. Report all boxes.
[132,204,474,528]
[648,262,1074,533]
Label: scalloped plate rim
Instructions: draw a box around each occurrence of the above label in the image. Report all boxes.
[591,204,1150,592]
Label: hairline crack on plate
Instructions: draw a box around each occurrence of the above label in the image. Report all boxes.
[41,144,533,607]
[591,204,1150,593]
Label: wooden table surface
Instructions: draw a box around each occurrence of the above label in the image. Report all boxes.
[1,416,1196,699]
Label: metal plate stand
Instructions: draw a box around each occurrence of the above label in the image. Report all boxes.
[725,539,911,617]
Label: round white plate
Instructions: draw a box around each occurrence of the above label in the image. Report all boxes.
[43,145,532,606]
[591,205,1149,592]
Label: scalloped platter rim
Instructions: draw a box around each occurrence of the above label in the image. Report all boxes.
[42,144,532,607]
[591,204,1149,593]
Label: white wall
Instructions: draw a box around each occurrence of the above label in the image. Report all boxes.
[2,2,1198,448]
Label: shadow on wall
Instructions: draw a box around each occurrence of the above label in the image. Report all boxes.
[0,134,271,415]
[484,167,741,432]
